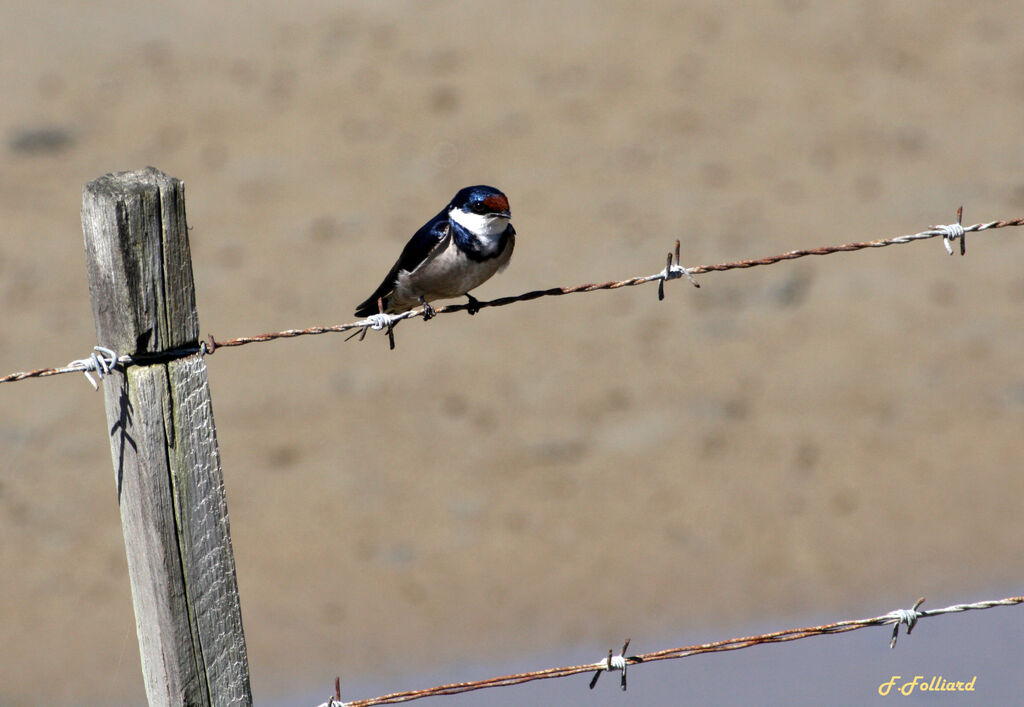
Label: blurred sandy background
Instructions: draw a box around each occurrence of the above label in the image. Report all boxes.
[2,1,1023,704]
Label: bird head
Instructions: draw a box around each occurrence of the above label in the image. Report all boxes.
[448,185,511,236]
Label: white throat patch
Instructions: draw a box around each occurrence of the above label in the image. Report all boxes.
[449,206,510,238]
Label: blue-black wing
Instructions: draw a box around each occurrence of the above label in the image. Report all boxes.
[354,211,450,316]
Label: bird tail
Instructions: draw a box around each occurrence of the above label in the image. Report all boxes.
[354,296,385,318]
[354,285,392,317]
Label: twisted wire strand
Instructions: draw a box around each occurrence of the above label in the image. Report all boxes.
[3,216,1022,385]
[320,595,1024,707]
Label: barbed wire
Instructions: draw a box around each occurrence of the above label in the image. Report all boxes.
[6,215,1020,702]
[317,595,1024,707]
[2,212,1022,386]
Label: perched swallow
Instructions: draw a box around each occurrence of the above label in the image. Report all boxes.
[354,185,515,319]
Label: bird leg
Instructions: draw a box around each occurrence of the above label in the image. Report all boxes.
[418,296,436,321]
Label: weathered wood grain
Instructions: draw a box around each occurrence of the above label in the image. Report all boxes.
[82,167,252,706]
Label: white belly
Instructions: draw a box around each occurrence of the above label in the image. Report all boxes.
[390,238,510,311]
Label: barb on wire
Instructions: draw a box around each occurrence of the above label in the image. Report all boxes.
[887,596,926,649]
[315,595,1023,707]
[2,212,1023,386]
[66,346,121,390]
[1,346,133,389]
[325,676,343,707]
[936,206,966,255]
[589,638,636,691]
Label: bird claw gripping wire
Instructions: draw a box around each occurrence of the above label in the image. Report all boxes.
[589,639,639,691]
[68,346,120,390]
[887,597,926,649]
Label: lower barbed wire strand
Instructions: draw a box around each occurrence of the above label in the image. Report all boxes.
[318,595,1024,707]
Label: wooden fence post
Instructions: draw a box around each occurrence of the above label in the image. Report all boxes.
[81,167,252,706]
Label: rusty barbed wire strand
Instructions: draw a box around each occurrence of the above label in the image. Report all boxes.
[2,215,1022,386]
[318,595,1024,707]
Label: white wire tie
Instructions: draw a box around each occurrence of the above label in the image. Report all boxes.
[668,263,699,287]
[366,313,394,331]
[608,654,628,670]
[934,222,966,255]
[68,346,119,390]
[886,597,925,648]
[589,639,633,691]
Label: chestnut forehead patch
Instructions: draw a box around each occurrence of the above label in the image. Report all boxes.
[481,194,510,212]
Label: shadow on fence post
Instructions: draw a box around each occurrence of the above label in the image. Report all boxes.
[82,167,252,706]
